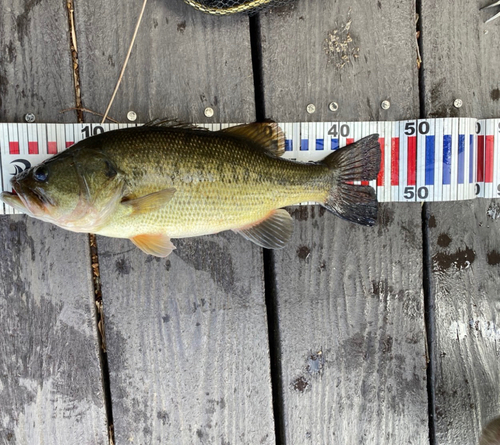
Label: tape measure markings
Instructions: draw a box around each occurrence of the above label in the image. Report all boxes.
[1,119,500,215]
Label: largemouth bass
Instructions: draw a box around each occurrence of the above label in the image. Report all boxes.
[1,121,380,257]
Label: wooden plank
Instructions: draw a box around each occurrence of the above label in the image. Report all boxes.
[0,218,108,444]
[260,0,419,121]
[74,3,276,443]
[427,201,500,443]
[421,1,500,119]
[0,1,77,122]
[0,1,108,444]
[97,235,275,444]
[260,1,429,442]
[75,0,256,123]
[421,2,500,442]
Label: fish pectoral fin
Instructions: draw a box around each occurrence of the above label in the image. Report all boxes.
[233,209,294,249]
[130,233,176,257]
[221,122,285,157]
[121,188,176,214]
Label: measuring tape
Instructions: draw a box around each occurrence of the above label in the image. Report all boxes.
[1,118,499,215]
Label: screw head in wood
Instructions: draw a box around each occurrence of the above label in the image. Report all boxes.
[454,99,463,108]
[127,111,137,121]
[306,104,316,114]
[24,113,35,123]
[328,102,339,112]
[381,100,391,110]
[204,107,214,118]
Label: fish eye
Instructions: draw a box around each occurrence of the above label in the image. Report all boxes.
[33,165,49,182]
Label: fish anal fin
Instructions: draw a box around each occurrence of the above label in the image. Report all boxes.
[234,209,293,249]
[221,121,285,157]
[131,233,176,257]
[122,188,176,214]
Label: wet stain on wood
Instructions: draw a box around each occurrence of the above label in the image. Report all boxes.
[432,246,475,271]
[437,233,452,248]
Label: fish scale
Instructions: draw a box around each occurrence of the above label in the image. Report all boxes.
[97,127,330,239]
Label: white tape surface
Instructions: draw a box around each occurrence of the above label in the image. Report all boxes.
[1,119,499,214]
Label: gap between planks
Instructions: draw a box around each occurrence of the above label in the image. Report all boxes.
[416,0,437,442]
[66,1,115,443]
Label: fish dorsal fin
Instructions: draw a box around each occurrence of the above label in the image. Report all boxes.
[233,209,294,249]
[131,233,176,257]
[221,121,285,157]
[143,118,209,131]
[121,188,176,214]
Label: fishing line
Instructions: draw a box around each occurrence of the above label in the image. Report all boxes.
[101,0,149,124]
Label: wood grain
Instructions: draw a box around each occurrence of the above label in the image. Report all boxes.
[0,217,107,445]
[74,0,256,123]
[96,234,275,444]
[421,1,500,442]
[0,0,77,122]
[260,0,419,122]
[261,1,429,442]
[74,2,275,443]
[0,1,108,444]
[426,201,500,444]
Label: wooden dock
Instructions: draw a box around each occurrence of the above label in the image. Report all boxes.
[1,0,499,443]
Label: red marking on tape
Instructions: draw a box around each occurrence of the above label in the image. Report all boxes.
[66,141,74,148]
[48,141,57,154]
[376,137,385,186]
[28,141,38,154]
[477,135,485,183]
[485,135,494,183]
[391,137,399,186]
[407,136,416,186]
[9,141,19,154]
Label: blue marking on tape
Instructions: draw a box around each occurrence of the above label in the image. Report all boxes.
[316,139,324,150]
[443,135,452,185]
[469,134,474,183]
[331,138,339,150]
[425,135,435,185]
[458,134,465,184]
[301,139,309,151]
[285,140,293,152]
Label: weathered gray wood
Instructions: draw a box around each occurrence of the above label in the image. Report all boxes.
[0,217,108,445]
[421,0,500,119]
[0,0,77,122]
[74,2,275,443]
[426,201,500,444]
[0,1,108,444]
[421,2,500,442]
[270,206,429,443]
[96,234,275,444]
[260,0,419,122]
[75,0,256,123]
[261,1,429,443]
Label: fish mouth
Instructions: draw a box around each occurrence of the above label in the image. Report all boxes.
[2,178,54,216]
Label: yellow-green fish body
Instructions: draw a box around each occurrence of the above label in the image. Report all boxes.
[1,121,381,257]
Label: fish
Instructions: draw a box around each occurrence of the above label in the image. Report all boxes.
[0,120,381,257]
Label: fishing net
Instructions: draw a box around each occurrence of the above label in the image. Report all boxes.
[183,0,296,15]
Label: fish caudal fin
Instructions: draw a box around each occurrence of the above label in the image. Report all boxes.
[322,134,381,226]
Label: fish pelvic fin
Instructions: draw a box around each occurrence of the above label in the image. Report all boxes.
[322,134,381,226]
[233,209,293,249]
[131,233,176,257]
[221,121,285,157]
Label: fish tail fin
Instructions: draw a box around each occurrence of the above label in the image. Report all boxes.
[321,134,381,226]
